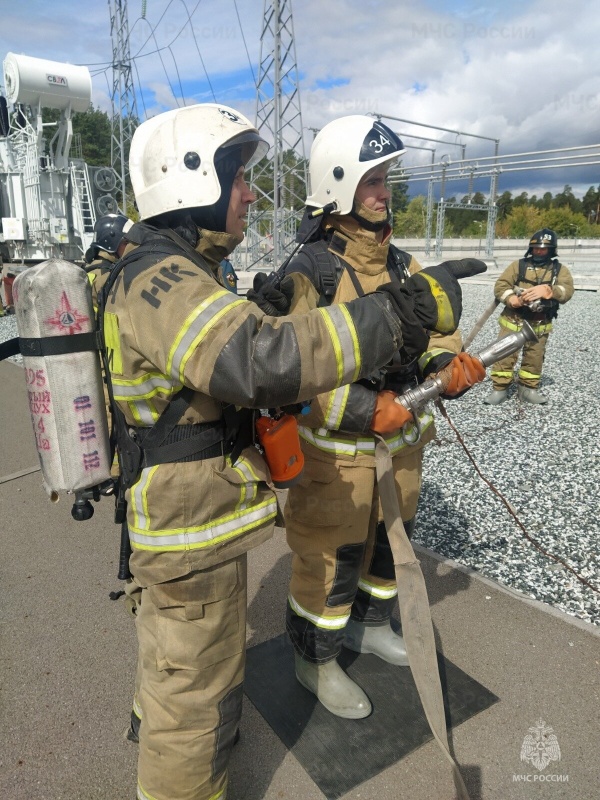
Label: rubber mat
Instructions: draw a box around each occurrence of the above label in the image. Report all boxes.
[244,632,498,799]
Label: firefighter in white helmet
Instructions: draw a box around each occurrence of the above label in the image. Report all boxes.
[277,115,486,718]
[106,103,436,800]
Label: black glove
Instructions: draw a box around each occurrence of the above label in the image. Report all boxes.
[247,273,294,316]
[441,258,487,280]
[376,282,429,362]
[406,261,465,334]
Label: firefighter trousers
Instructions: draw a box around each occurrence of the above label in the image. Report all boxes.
[491,323,550,389]
[134,555,247,800]
[285,447,422,664]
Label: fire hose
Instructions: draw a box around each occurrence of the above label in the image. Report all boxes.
[376,320,538,800]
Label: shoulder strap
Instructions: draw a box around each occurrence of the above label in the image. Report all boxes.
[344,262,365,297]
[387,245,411,283]
[294,240,346,305]
[97,232,218,489]
[518,257,560,287]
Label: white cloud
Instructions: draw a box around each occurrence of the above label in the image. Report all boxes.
[1,0,598,196]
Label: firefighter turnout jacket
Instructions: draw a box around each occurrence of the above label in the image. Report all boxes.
[102,222,409,588]
[87,251,117,312]
[283,214,462,463]
[494,257,574,335]
[489,256,573,391]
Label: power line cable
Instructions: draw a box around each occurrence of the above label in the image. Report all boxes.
[129,1,214,104]
[168,45,187,106]
[130,0,178,58]
[232,0,257,88]
[135,17,181,107]
[132,60,149,118]
[177,0,216,102]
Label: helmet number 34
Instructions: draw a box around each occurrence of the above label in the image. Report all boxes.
[369,133,391,154]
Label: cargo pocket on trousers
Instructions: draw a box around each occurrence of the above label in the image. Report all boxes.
[286,459,345,528]
[151,560,243,671]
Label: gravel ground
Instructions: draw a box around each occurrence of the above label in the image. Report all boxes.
[417,283,600,627]
[2,282,598,626]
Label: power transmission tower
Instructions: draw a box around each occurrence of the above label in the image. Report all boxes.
[109,0,139,213]
[245,0,307,269]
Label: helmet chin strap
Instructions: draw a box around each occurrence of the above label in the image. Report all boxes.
[349,200,391,232]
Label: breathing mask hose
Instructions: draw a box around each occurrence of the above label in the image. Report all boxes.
[254,203,338,292]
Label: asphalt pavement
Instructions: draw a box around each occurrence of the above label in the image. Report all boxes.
[1,358,599,800]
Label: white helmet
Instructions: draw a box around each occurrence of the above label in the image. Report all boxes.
[129,103,269,221]
[306,116,405,215]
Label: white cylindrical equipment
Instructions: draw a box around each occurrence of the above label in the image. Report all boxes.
[3,53,92,112]
[13,259,111,496]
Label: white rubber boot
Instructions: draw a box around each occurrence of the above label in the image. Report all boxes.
[294,653,372,719]
[483,388,509,405]
[344,619,409,666]
[518,385,548,404]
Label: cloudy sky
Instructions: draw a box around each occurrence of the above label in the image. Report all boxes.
[1,0,598,199]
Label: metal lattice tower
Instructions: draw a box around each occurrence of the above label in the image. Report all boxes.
[246,0,307,269]
[109,0,138,212]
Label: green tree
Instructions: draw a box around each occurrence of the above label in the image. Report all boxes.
[553,184,582,213]
[393,195,427,236]
[544,207,588,237]
[390,179,409,214]
[496,190,513,219]
[41,105,114,166]
[513,191,529,207]
[582,185,600,224]
[495,204,542,237]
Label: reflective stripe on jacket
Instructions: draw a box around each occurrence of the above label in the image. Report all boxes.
[104,224,405,583]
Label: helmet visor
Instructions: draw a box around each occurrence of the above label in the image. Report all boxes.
[215,131,270,171]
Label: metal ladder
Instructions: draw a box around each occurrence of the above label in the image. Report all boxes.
[70,161,96,235]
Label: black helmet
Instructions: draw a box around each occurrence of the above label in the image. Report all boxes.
[91,213,130,254]
[525,228,558,260]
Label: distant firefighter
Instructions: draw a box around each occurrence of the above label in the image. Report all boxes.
[484,228,573,405]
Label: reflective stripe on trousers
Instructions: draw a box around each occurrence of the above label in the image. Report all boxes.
[285,449,422,663]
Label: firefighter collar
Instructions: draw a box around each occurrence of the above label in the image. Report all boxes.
[326,207,392,276]
[195,228,241,272]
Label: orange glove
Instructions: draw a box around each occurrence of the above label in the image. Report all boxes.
[443,352,487,396]
[370,390,415,436]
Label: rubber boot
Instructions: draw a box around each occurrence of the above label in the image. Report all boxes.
[483,388,509,405]
[518,385,548,404]
[344,619,409,666]
[294,652,372,719]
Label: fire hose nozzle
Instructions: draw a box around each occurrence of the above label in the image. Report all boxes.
[394,320,538,421]
[476,320,538,368]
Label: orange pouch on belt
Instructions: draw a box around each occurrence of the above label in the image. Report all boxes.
[255,414,305,489]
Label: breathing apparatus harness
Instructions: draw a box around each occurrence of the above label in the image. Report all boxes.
[96,224,255,576]
[288,231,418,394]
[513,257,561,321]
[100,223,254,478]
